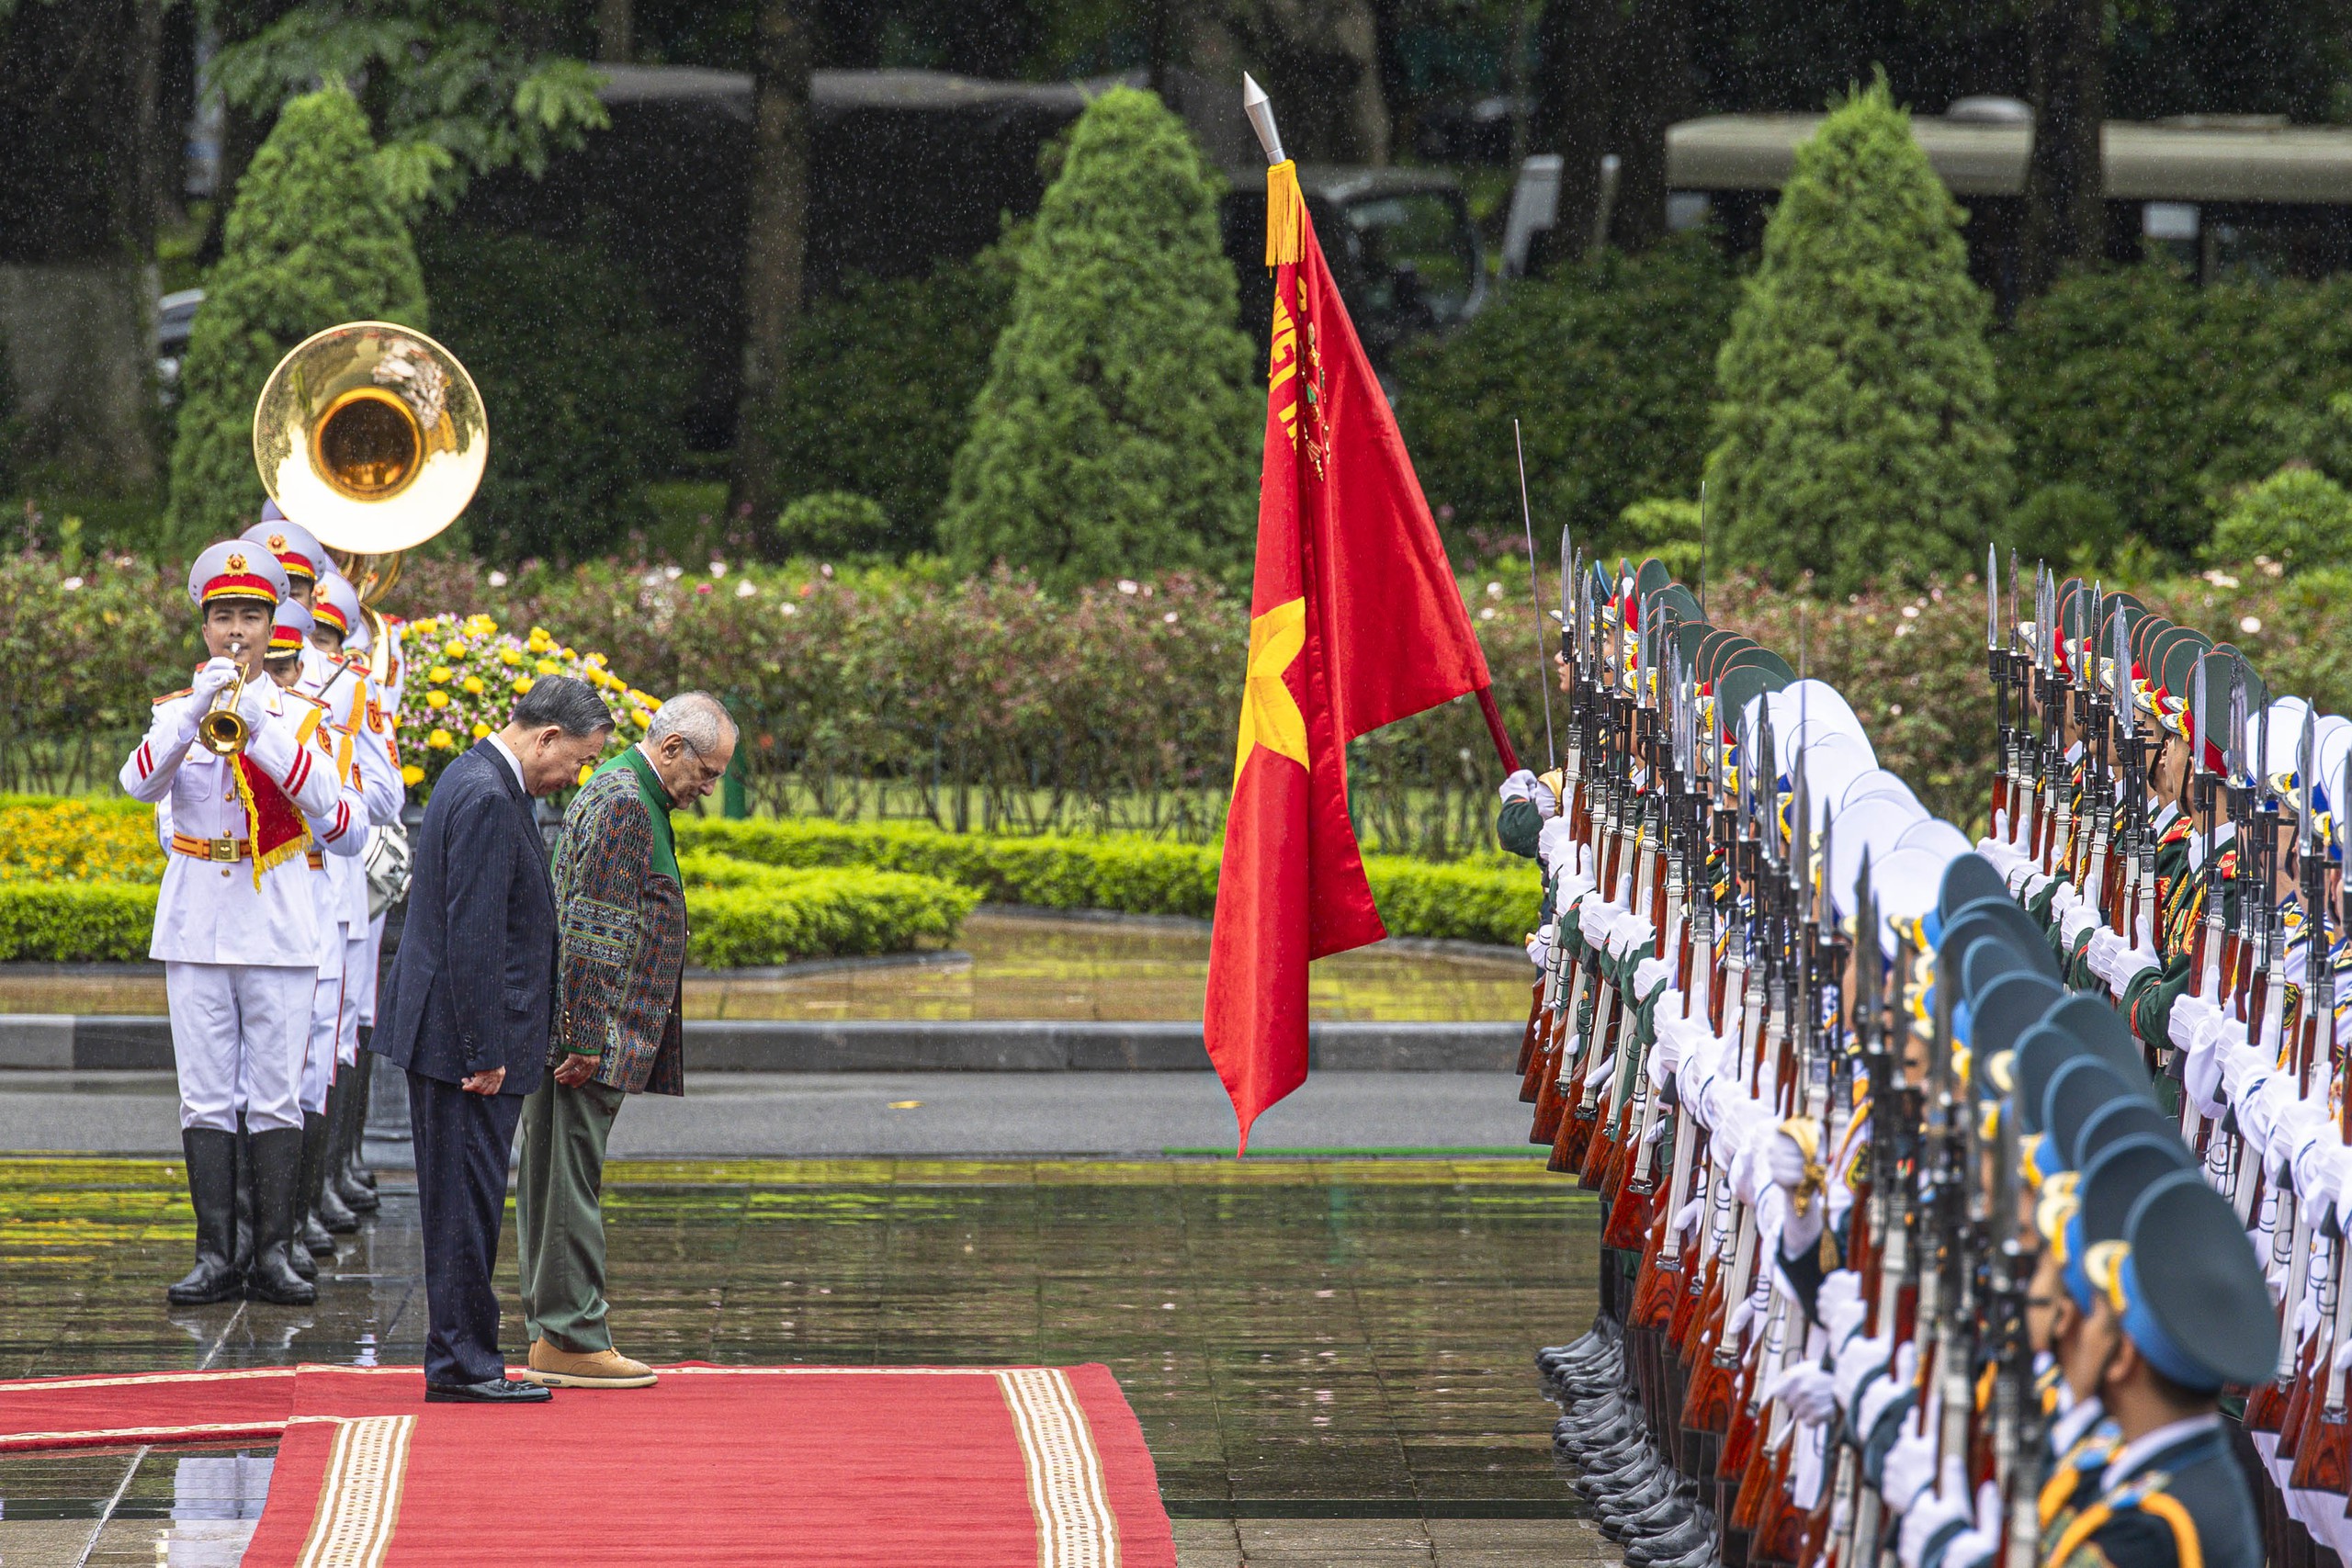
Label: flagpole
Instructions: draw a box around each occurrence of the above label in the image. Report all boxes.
[1514,418,1556,771]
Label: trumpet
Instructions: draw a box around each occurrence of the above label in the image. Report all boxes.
[197,641,252,757]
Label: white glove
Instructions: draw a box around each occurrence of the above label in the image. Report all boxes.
[1525,930,1553,971]
[1762,1363,1839,1426]
[2219,1037,2267,1104]
[1533,779,1558,819]
[2168,993,2221,1055]
[235,672,274,725]
[1880,1407,1936,1513]
[1633,956,1674,1004]
[1670,1196,1704,1243]
[1498,768,1537,805]
[1935,1483,2005,1568]
[2049,882,2078,920]
[1819,1269,1866,1349]
[1833,1331,1892,1417]
[1858,1341,1920,1450]
[1897,1457,1976,1568]
[1648,1019,1689,1089]
[2084,926,2122,982]
[2058,899,2098,950]
[2020,871,2052,904]
[1537,817,1577,872]
[192,656,241,703]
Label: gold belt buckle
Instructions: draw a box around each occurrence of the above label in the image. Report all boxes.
[209,837,238,863]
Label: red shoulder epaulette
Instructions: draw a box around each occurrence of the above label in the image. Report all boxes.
[153,688,192,705]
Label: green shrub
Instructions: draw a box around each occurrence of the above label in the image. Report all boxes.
[416,223,691,563]
[677,857,978,965]
[675,818,1541,945]
[1998,267,2352,561]
[166,84,428,547]
[2008,481,2129,570]
[940,88,1258,591]
[1393,238,1739,559]
[2207,467,2352,575]
[773,492,894,560]
[1617,498,1704,582]
[1707,78,2012,592]
[758,256,1013,554]
[0,882,157,961]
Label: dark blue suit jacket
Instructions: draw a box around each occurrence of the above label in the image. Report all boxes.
[373,741,556,1094]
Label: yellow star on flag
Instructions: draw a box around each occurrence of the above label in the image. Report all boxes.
[1234,597,1309,786]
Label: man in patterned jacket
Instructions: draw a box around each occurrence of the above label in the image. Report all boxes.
[515,691,737,1390]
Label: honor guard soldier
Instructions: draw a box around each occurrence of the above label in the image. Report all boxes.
[119,543,349,1307]
[2040,1171,2272,1568]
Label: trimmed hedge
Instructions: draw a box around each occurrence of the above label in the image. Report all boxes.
[674,818,1541,947]
[676,853,978,965]
[0,883,158,961]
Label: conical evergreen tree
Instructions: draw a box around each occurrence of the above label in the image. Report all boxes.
[1705,77,2011,592]
[940,88,1257,591]
[167,83,427,546]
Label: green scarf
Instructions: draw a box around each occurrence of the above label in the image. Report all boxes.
[604,744,680,885]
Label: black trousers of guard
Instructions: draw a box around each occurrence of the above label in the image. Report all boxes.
[408,1070,526,1386]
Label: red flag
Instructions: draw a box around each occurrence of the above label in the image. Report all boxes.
[1204,163,1512,1152]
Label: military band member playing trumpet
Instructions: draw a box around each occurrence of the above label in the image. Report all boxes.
[120,542,352,1307]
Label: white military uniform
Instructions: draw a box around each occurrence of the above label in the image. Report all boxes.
[121,662,351,1134]
[298,641,401,1083]
[353,613,405,1031]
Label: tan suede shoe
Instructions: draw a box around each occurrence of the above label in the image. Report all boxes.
[519,1339,657,1389]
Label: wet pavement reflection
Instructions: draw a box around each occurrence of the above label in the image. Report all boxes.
[0,912,1531,1024]
[0,1156,1611,1566]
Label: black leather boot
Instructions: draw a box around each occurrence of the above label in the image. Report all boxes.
[332,1070,378,1214]
[232,1115,254,1277]
[166,1128,243,1305]
[309,1101,358,1236]
[345,1034,379,1191]
[244,1126,317,1306]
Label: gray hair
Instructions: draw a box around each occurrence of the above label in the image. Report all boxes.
[510,675,615,739]
[644,690,738,755]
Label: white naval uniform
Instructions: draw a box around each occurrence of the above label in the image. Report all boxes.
[119,678,349,1134]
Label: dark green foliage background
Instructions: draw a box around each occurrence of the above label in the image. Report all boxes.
[1391,238,1740,562]
[1705,79,2012,593]
[166,85,428,547]
[417,222,692,563]
[1996,266,2352,560]
[940,87,1259,592]
[758,256,1013,556]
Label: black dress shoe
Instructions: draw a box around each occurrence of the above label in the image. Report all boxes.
[1626,1516,1709,1563]
[424,1376,553,1404]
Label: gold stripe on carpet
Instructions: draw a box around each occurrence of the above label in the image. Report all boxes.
[998,1368,1118,1568]
[295,1415,414,1568]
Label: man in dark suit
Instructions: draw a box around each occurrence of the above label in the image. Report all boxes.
[374,678,614,1403]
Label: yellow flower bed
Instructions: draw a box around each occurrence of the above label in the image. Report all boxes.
[396,615,657,795]
[0,796,163,885]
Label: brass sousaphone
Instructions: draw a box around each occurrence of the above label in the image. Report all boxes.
[252,321,488,675]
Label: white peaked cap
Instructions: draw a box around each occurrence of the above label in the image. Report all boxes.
[1841,768,1920,812]
[1829,795,1930,918]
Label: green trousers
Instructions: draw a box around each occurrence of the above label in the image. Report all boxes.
[516,1077,626,1354]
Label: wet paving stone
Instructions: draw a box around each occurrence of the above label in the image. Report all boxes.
[0,1155,1608,1565]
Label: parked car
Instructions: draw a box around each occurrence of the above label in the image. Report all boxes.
[156,288,203,406]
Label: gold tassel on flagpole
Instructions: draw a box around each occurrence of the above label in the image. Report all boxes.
[1265,160,1304,268]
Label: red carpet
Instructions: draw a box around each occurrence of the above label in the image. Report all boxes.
[0,1363,1176,1568]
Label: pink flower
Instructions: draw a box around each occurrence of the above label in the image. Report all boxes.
[696,582,714,595]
